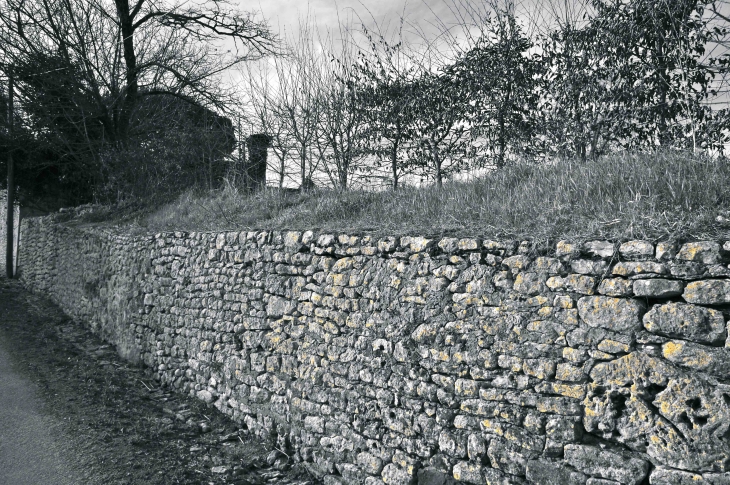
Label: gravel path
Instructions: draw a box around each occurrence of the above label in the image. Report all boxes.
[0,278,314,484]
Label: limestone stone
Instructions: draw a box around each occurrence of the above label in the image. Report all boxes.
[584,241,615,258]
[633,279,685,298]
[564,444,648,485]
[619,240,654,260]
[677,241,722,264]
[656,242,678,261]
[683,280,730,305]
[514,272,547,295]
[577,296,645,332]
[526,459,588,485]
[565,274,597,295]
[571,260,609,276]
[534,257,564,274]
[503,255,531,271]
[557,241,582,259]
[438,238,459,253]
[662,340,730,374]
[381,463,412,485]
[612,261,668,276]
[266,295,296,317]
[649,468,709,485]
[643,303,726,344]
[452,461,483,484]
[597,278,633,297]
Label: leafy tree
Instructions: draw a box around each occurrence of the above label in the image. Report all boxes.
[444,6,538,168]
[408,71,472,187]
[351,27,420,189]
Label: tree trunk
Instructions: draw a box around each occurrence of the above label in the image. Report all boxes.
[6,72,15,278]
[391,143,399,190]
[114,0,138,145]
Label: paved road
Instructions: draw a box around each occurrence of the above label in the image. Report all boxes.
[0,318,84,485]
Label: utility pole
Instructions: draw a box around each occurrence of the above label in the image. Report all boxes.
[6,72,15,278]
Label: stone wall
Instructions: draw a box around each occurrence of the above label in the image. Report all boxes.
[18,215,730,485]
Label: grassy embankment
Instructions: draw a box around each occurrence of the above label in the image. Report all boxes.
[100,151,730,244]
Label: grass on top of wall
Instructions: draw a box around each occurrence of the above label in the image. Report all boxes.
[119,150,730,243]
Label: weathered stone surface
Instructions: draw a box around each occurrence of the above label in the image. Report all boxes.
[656,242,678,261]
[587,352,730,472]
[557,241,582,259]
[649,467,714,485]
[572,260,609,276]
[677,241,723,265]
[633,279,684,298]
[452,461,483,484]
[612,261,668,276]
[18,221,730,483]
[643,303,726,344]
[597,278,633,297]
[382,463,412,485]
[584,241,615,258]
[619,240,654,260]
[526,459,588,485]
[578,296,645,332]
[266,295,296,317]
[683,280,730,305]
[564,444,648,485]
[662,339,730,374]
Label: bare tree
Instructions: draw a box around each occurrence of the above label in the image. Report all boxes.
[0,0,278,201]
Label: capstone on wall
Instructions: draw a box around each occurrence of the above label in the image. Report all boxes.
[18,215,730,485]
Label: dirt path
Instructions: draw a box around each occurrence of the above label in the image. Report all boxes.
[0,336,86,485]
[0,278,314,485]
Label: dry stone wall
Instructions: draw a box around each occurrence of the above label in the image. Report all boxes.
[18,215,730,485]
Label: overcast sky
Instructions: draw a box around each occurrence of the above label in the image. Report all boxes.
[251,0,456,40]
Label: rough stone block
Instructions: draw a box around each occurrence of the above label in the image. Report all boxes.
[633,279,685,298]
[584,241,615,258]
[619,240,654,260]
[597,278,633,297]
[662,340,730,374]
[526,459,588,485]
[643,302,726,344]
[655,242,677,261]
[564,444,648,485]
[572,259,609,276]
[683,280,730,305]
[677,241,722,264]
[452,461,483,484]
[612,261,667,276]
[577,296,645,332]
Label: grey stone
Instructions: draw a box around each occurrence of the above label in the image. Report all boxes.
[452,461,483,484]
[572,260,609,276]
[418,467,455,485]
[564,444,648,485]
[662,339,730,374]
[683,280,730,305]
[612,261,668,276]
[619,241,654,260]
[578,296,645,332]
[633,279,685,298]
[643,303,726,344]
[597,278,633,297]
[677,242,723,264]
[381,463,413,485]
[584,241,615,258]
[526,459,588,485]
